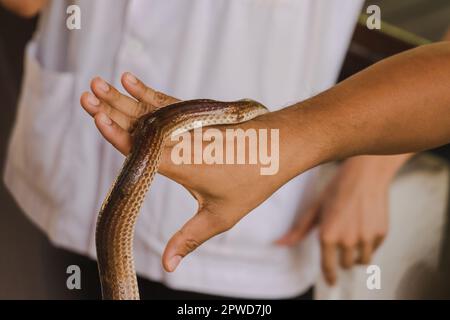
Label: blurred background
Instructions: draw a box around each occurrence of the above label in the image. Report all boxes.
[0,0,449,299]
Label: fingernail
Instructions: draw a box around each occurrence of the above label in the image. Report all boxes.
[99,113,112,126]
[125,72,138,85]
[87,93,100,106]
[97,78,110,92]
[167,255,182,272]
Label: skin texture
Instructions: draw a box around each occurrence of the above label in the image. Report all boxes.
[81,43,450,276]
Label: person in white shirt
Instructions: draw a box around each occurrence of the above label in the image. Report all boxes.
[2,0,424,298]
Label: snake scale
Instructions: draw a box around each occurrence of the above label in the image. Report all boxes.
[95,99,268,300]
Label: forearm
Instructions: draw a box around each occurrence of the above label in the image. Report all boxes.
[0,0,47,17]
[340,154,414,187]
[273,42,450,179]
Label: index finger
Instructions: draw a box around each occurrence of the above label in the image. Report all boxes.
[321,240,337,286]
[121,72,179,109]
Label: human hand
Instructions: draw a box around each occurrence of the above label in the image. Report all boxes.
[80,73,295,272]
[276,156,395,285]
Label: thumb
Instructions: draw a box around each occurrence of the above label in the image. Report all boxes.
[275,201,320,246]
[162,207,228,272]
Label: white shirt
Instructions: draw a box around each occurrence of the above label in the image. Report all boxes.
[4,0,362,298]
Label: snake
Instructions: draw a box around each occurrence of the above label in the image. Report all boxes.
[95,99,268,300]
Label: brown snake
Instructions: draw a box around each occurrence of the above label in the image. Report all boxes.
[95,99,268,300]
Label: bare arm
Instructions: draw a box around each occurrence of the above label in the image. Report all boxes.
[0,0,47,17]
[279,41,450,180]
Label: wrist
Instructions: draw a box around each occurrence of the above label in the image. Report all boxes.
[341,154,413,186]
[268,98,340,180]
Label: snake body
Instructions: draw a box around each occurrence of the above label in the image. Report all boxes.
[95,99,268,300]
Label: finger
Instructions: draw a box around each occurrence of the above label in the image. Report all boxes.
[275,202,320,246]
[321,240,337,285]
[162,208,227,272]
[373,234,386,251]
[81,91,135,131]
[358,240,373,265]
[340,243,355,269]
[121,72,179,109]
[94,112,132,155]
[80,91,101,115]
[90,76,148,118]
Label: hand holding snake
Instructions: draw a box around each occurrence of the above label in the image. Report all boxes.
[80,73,286,299]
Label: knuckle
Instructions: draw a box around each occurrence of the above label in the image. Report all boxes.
[183,238,200,254]
[340,237,357,249]
[154,91,168,106]
[319,229,336,246]
[104,105,113,117]
[360,235,373,244]
[176,229,201,255]
[136,101,151,117]
[110,87,121,101]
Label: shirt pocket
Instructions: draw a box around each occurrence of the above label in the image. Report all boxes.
[9,40,77,207]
